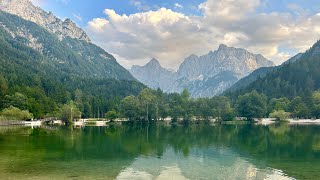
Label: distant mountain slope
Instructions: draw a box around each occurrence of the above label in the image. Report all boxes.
[226,53,303,93]
[181,71,238,98]
[131,44,274,98]
[130,58,175,90]
[226,41,320,99]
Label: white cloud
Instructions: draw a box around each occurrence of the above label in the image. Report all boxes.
[130,0,150,11]
[72,13,82,21]
[86,0,320,69]
[87,18,109,32]
[174,3,183,9]
[199,0,260,21]
[87,8,207,69]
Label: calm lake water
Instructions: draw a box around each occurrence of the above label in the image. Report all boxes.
[0,123,319,180]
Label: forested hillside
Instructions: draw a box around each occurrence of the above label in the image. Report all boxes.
[226,41,320,100]
[226,53,303,93]
[0,11,145,118]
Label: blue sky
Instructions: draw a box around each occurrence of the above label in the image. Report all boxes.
[35,0,206,26]
[32,0,320,69]
[35,0,320,26]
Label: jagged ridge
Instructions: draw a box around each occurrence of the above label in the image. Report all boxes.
[131,44,274,98]
[0,0,90,42]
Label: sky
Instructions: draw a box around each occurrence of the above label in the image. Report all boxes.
[31,0,320,69]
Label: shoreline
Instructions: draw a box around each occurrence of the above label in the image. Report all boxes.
[256,118,320,125]
[2,118,320,127]
[286,119,320,125]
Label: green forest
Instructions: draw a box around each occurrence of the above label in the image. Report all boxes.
[226,41,320,99]
[0,12,145,121]
[109,88,320,122]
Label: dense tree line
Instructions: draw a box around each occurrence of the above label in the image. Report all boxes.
[106,88,320,122]
[2,72,319,121]
[0,73,144,120]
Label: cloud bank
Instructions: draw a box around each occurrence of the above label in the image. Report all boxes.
[86,0,320,69]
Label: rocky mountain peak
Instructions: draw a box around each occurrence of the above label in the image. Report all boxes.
[0,0,91,42]
[131,58,162,70]
[187,54,199,58]
[308,40,320,57]
[132,44,275,98]
[130,58,175,90]
[216,44,250,57]
[218,44,229,51]
[64,18,72,23]
[146,58,161,67]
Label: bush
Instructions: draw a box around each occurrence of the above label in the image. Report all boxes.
[59,102,81,124]
[105,110,118,122]
[269,110,290,121]
[221,108,236,121]
[0,106,33,120]
[236,91,267,120]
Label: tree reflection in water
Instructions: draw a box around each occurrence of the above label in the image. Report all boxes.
[0,123,319,179]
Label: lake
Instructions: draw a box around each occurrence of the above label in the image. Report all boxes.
[0,123,319,179]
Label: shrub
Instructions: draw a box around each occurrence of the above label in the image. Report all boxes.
[0,106,33,120]
[269,110,290,121]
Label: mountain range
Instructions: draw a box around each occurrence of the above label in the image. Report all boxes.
[130,44,274,98]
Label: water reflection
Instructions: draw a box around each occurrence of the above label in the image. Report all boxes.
[0,123,319,179]
[116,148,292,180]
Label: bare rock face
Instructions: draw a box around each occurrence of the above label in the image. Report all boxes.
[130,58,175,90]
[0,0,90,42]
[177,44,274,81]
[131,45,275,98]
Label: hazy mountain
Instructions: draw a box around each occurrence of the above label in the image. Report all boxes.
[225,41,320,99]
[130,58,175,89]
[131,44,274,98]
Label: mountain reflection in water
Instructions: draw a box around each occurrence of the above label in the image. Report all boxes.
[0,123,319,179]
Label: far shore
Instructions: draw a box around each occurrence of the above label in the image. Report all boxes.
[256,118,320,125]
[2,118,320,127]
